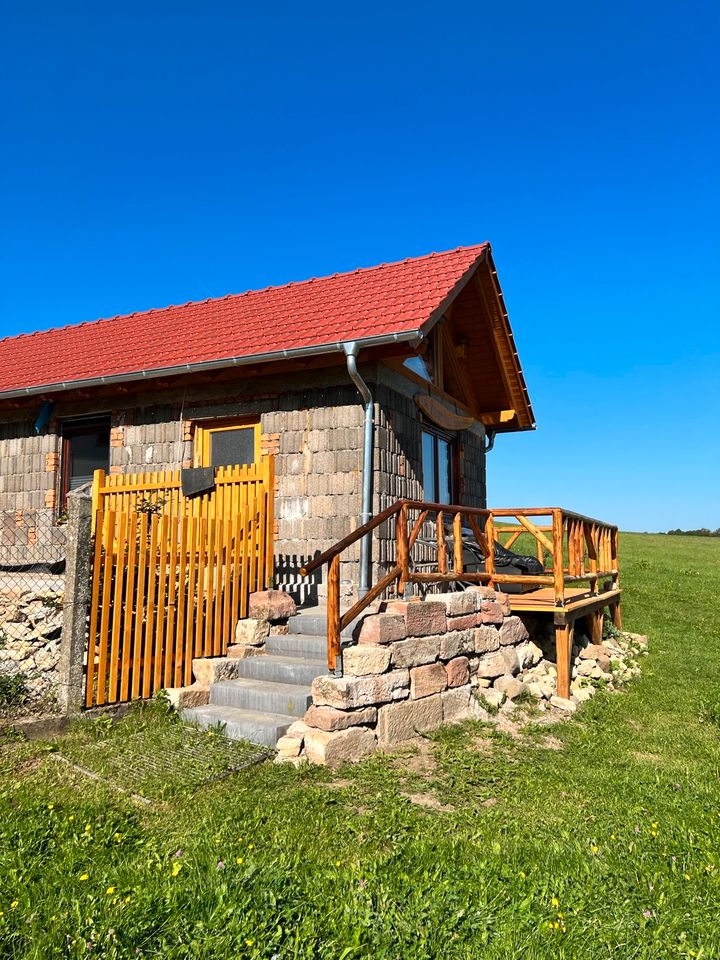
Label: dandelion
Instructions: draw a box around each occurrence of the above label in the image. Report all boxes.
[113,833,122,843]
[248,843,254,851]
[10,901,18,909]
[79,874,89,882]
[551,897,559,908]
[236,856,244,865]
[171,862,182,877]
[47,803,54,810]
[591,845,599,855]
[125,896,131,903]
[106,887,115,895]
[245,940,254,947]
[518,871,526,879]
[69,815,74,821]
[684,873,691,880]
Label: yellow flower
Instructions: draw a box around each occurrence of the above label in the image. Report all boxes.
[591,845,599,855]
[684,873,691,880]
[236,856,244,865]
[248,844,254,851]
[79,874,89,882]
[124,896,131,903]
[68,815,75,822]
[551,897,559,908]
[113,833,122,843]
[10,901,18,909]
[518,871,526,879]
[106,887,115,895]
[171,862,182,877]
[47,803,54,810]
[245,940,254,947]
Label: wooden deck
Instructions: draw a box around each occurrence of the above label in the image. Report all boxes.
[508,586,622,625]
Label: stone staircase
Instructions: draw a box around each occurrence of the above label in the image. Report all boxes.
[182,609,344,747]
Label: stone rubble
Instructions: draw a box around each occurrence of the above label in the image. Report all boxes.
[0,589,64,701]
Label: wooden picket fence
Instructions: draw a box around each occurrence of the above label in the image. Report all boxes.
[85,461,274,708]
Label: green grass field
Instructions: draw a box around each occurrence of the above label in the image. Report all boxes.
[1,532,719,959]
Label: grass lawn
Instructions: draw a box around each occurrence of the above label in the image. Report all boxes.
[1,532,719,959]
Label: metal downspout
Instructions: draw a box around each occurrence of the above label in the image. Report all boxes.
[343,342,374,596]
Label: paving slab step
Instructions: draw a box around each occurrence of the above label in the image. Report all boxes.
[231,654,327,686]
[265,632,329,660]
[211,677,312,717]
[290,611,358,639]
[183,703,295,746]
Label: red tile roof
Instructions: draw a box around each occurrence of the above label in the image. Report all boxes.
[0,244,489,398]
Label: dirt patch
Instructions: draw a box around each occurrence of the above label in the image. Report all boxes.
[539,735,564,751]
[404,792,455,813]
[386,737,438,776]
[632,751,663,764]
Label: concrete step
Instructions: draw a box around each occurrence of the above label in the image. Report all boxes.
[183,703,295,747]
[211,677,312,717]
[290,610,358,639]
[265,632,328,660]
[232,654,327,686]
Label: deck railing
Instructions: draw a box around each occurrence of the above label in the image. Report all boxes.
[301,500,620,673]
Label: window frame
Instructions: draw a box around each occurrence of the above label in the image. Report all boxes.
[420,423,459,506]
[194,418,261,469]
[60,415,111,508]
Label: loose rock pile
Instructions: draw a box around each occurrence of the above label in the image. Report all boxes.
[276,588,648,765]
[0,589,64,701]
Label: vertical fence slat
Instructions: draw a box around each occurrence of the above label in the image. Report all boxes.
[85,507,105,707]
[153,514,169,692]
[142,514,160,699]
[107,510,128,703]
[120,511,138,701]
[131,512,149,700]
[174,514,189,688]
[95,509,116,706]
[163,513,180,689]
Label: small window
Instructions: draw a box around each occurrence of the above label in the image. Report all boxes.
[421,427,457,505]
[61,417,111,504]
[196,420,260,469]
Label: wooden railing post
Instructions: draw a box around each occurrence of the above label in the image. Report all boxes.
[552,509,565,606]
[484,513,496,587]
[327,554,341,673]
[397,503,409,596]
[453,512,463,575]
[436,510,447,574]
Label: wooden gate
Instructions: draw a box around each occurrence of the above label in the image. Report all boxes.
[85,460,274,708]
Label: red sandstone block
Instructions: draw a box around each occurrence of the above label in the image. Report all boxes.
[405,601,447,637]
[445,656,469,688]
[448,613,479,631]
[357,614,407,645]
[410,662,448,699]
[480,601,504,625]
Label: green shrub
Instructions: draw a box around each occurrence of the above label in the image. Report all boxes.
[0,672,28,706]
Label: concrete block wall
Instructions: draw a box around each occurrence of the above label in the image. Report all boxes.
[0,361,487,598]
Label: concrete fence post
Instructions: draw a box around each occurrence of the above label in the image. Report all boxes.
[57,485,93,714]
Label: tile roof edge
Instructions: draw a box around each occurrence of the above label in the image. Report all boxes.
[0,243,490,347]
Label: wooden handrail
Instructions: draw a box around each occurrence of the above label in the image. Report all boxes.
[300,501,403,577]
[302,499,620,672]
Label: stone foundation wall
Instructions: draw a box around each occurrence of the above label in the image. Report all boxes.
[0,586,65,703]
[276,590,648,765]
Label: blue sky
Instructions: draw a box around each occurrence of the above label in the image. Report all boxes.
[1,1,718,531]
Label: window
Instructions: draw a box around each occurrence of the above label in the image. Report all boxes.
[195,420,260,469]
[421,427,457,504]
[61,417,111,503]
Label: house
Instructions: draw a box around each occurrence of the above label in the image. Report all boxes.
[0,243,534,598]
[0,244,623,747]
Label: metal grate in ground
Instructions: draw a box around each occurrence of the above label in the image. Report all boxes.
[55,723,271,804]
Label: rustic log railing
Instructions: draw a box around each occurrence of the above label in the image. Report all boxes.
[301,501,620,689]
